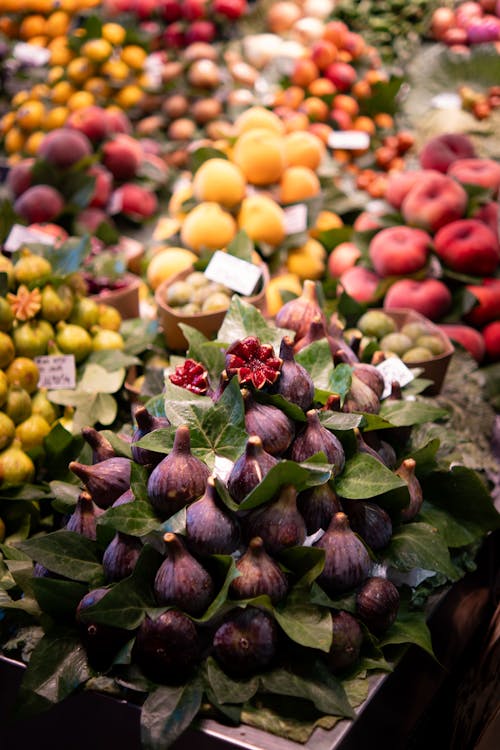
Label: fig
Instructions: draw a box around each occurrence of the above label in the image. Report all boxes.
[0,331,15,369]
[356,576,400,635]
[133,609,202,683]
[0,440,35,486]
[55,322,93,363]
[0,412,15,451]
[0,297,14,332]
[352,362,385,399]
[343,373,381,415]
[326,610,364,674]
[395,458,423,521]
[65,490,99,540]
[297,481,342,535]
[275,279,325,342]
[13,252,52,286]
[6,357,39,395]
[227,435,278,504]
[230,537,288,605]
[31,388,59,425]
[293,313,328,353]
[382,381,412,448]
[362,431,397,469]
[243,390,295,457]
[40,283,74,323]
[15,414,51,451]
[5,384,32,425]
[69,296,100,329]
[102,531,142,582]
[131,406,171,467]
[0,370,8,407]
[275,336,315,411]
[342,499,392,551]
[12,320,54,358]
[185,476,240,556]
[81,426,116,463]
[111,487,135,507]
[245,484,307,556]
[313,512,371,594]
[154,532,214,617]
[69,457,132,509]
[212,606,278,677]
[147,424,210,518]
[76,587,134,669]
[289,409,345,475]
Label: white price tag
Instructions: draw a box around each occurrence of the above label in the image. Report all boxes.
[377,357,415,399]
[35,355,76,390]
[283,203,308,234]
[13,42,51,67]
[430,92,462,110]
[328,130,370,150]
[204,251,263,297]
[4,224,55,253]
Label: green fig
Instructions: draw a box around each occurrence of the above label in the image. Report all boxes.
[40,283,74,323]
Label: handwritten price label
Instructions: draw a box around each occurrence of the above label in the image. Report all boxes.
[35,355,76,390]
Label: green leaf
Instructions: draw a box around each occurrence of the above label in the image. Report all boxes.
[296,340,334,391]
[253,390,306,422]
[18,531,102,583]
[87,350,139,371]
[419,503,480,548]
[182,328,226,386]
[238,458,332,511]
[320,411,364,430]
[316,226,353,251]
[384,522,459,580]
[190,146,227,172]
[38,234,91,276]
[193,555,240,623]
[217,296,292,351]
[260,659,354,718]
[379,399,449,427]
[279,546,325,587]
[206,656,259,705]
[328,363,352,404]
[49,480,80,514]
[140,678,204,750]
[78,363,126,393]
[379,599,434,658]
[420,466,500,532]
[335,453,406,500]
[32,578,88,619]
[226,230,254,262]
[0,588,41,616]
[14,632,91,719]
[274,600,332,652]
[98,500,161,536]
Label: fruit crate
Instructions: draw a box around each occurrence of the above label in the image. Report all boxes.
[1,529,497,750]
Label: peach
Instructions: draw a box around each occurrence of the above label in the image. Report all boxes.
[369,225,432,277]
[74,207,114,235]
[465,280,500,326]
[339,266,381,304]
[384,278,452,321]
[6,158,35,197]
[419,132,476,173]
[353,211,384,232]
[102,134,142,181]
[324,61,357,91]
[38,127,92,169]
[482,320,500,361]
[88,165,113,208]
[401,172,468,233]
[111,183,159,221]
[232,127,286,186]
[434,218,500,275]
[438,323,485,363]
[327,241,361,278]
[67,105,110,143]
[105,107,132,135]
[14,184,64,224]
[473,200,499,238]
[447,157,500,195]
[384,169,440,210]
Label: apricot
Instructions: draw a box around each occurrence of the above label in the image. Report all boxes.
[146,247,197,291]
[265,272,303,316]
[232,128,286,186]
[180,202,237,252]
[192,158,246,207]
[233,105,285,135]
[237,194,286,247]
[283,130,325,170]
[279,165,321,204]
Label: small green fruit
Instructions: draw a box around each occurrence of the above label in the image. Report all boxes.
[31,389,59,425]
[0,440,36,486]
[6,357,40,394]
[69,296,100,329]
[0,331,15,369]
[91,328,124,351]
[56,322,92,363]
[5,383,32,425]
[14,253,52,286]
[0,412,16,450]
[357,310,396,339]
[379,332,413,357]
[41,283,74,323]
[15,414,51,451]
[415,335,444,356]
[402,346,433,363]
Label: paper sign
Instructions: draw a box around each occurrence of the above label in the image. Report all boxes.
[13,42,51,67]
[328,130,371,150]
[376,357,415,399]
[283,203,308,234]
[4,224,55,253]
[430,92,462,110]
[204,251,263,297]
[35,355,76,390]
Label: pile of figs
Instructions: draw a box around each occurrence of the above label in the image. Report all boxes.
[54,281,430,686]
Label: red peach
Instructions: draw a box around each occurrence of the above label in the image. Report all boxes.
[430,7,456,40]
[442,27,469,46]
[465,281,500,326]
[38,128,92,169]
[213,0,247,20]
[482,320,500,361]
[353,211,384,232]
[338,266,382,304]
[310,39,338,71]
[419,132,476,173]
[6,158,35,197]
[324,61,357,92]
[384,169,440,210]
[369,225,432,277]
[110,183,159,220]
[14,184,65,224]
[473,201,499,238]
[88,165,113,209]
[384,278,452,321]
[102,135,143,181]
[66,105,109,143]
[401,172,468,233]
[434,218,500,276]
[105,108,132,135]
[74,207,114,235]
[447,157,500,195]
[327,242,361,278]
[437,323,485,363]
